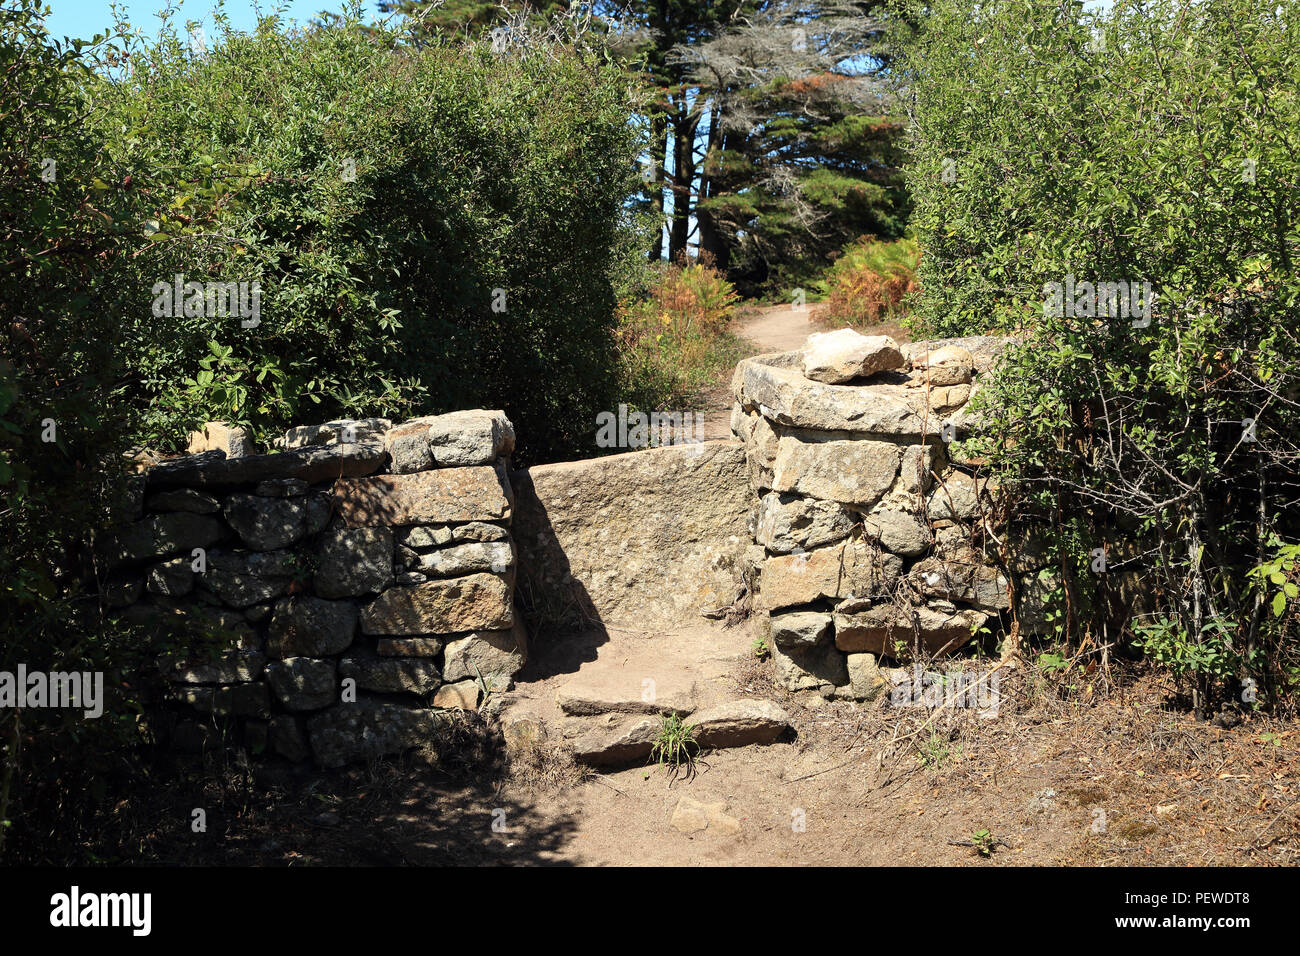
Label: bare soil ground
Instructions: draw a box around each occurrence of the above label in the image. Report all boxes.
[119,613,1300,867]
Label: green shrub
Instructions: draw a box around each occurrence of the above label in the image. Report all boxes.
[0,0,159,861]
[896,0,1300,712]
[615,256,744,414]
[91,6,647,464]
[816,236,919,328]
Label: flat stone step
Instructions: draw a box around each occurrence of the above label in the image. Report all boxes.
[567,698,793,768]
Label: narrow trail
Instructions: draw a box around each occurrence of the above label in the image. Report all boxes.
[697,303,828,441]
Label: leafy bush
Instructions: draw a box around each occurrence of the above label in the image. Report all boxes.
[0,0,161,861]
[91,7,647,464]
[0,1,649,860]
[615,256,744,414]
[897,0,1300,713]
[817,236,919,328]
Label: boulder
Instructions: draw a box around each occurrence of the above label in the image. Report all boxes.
[833,605,988,657]
[265,657,337,711]
[398,525,453,549]
[802,329,904,384]
[360,573,513,635]
[269,715,310,762]
[198,549,297,608]
[145,488,221,513]
[313,527,393,598]
[338,651,441,695]
[760,540,903,610]
[222,493,327,551]
[98,512,223,568]
[450,521,509,543]
[383,415,442,474]
[908,344,975,386]
[771,436,899,508]
[911,557,1009,612]
[186,421,255,458]
[863,509,931,557]
[146,556,194,597]
[926,472,989,522]
[432,680,480,711]
[571,717,660,767]
[691,699,792,747]
[266,596,358,657]
[146,441,387,488]
[737,359,930,436]
[772,638,848,692]
[839,652,888,702]
[440,619,527,689]
[426,409,515,466]
[892,444,936,497]
[307,699,452,769]
[175,682,270,718]
[283,418,391,449]
[768,609,832,650]
[254,478,309,497]
[416,541,514,577]
[331,465,512,526]
[755,491,854,554]
[377,637,444,657]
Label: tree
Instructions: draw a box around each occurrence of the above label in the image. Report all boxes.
[375,0,569,38]
[672,0,907,293]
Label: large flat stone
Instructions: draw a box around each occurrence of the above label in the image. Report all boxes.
[98,512,224,567]
[440,619,527,689]
[760,539,903,610]
[738,359,929,436]
[755,491,854,554]
[339,651,441,695]
[571,717,660,767]
[557,660,697,717]
[692,699,791,748]
[512,442,751,629]
[359,573,513,635]
[833,605,988,657]
[331,465,512,526]
[771,436,900,507]
[146,441,387,488]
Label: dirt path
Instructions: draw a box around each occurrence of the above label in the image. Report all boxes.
[696,304,829,441]
[157,631,1300,867]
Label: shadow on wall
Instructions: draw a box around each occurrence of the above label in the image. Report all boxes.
[508,467,610,683]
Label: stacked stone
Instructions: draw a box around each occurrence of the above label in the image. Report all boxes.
[103,410,525,768]
[730,328,1015,701]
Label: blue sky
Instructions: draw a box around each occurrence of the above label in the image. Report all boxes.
[41,0,1113,43]
[39,0,383,42]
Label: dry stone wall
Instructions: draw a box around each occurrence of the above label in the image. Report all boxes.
[731,330,1017,700]
[105,410,527,768]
